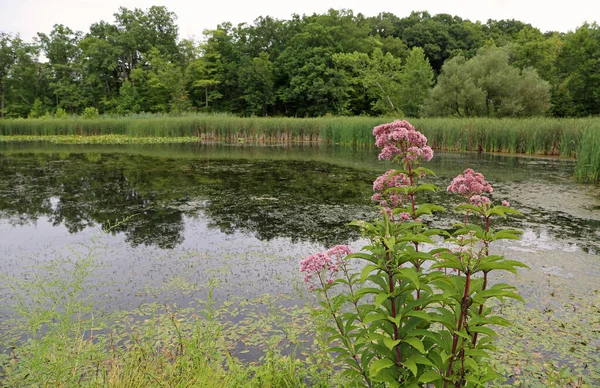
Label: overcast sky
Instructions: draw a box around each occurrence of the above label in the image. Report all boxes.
[1,0,598,42]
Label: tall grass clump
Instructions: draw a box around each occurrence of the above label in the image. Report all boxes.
[575,121,600,182]
[1,116,599,177]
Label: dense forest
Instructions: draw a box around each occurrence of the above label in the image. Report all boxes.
[0,6,599,118]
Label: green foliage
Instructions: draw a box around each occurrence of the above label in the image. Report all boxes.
[54,107,68,119]
[398,47,434,117]
[552,23,600,117]
[424,47,551,117]
[302,121,528,387]
[0,6,599,118]
[81,106,99,119]
[27,98,46,118]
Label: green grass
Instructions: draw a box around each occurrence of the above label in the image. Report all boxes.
[575,121,600,182]
[1,115,599,181]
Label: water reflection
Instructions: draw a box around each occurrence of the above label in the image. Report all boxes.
[0,142,598,253]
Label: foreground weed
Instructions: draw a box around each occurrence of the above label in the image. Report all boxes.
[301,120,528,387]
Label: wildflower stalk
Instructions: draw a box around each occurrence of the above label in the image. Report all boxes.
[316,273,372,388]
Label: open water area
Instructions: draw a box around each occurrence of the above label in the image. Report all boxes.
[0,141,598,384]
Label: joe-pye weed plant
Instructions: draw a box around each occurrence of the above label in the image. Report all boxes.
[301,120,527,387]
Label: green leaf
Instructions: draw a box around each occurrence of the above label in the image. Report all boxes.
[414,183,438,192]
[369,358,395,376]
[492,229,522,240]
[397,268,420,288]
[404,310,432,322]
[455,204,481,213]
[402,358,418,377]
[363,312,388,324]
[396,234,434,244]
[360,264,379,282]
[419,371,443,383]
[468,326,497,337]
[464,348,490,358]
[403,336,425,353]
[375,292,389,308]
[383,337,401,351]
[415,203,445,217]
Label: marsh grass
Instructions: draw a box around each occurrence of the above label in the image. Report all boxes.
[1,116,598,176]
[575,122,600,182]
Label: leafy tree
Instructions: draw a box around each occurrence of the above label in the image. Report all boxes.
[38,24,85,113]
[398,47,434,117]
[112,6,179,81]
[552,23,600,116]
[423,56,487,117]
[424,47,550,117]
[237,53,275,116]
[0,32,16,118]
[116,79,140,114]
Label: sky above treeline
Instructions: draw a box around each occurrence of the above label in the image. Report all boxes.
[1,0,599,41]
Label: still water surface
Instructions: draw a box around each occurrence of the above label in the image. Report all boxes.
[1,141,599,381]
[0,142,598,309]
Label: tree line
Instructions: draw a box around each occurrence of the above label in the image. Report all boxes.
[1,6,599,118]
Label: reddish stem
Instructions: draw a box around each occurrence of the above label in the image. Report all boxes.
[318,274,372,388]
[386,250,402,365]
[445,271,471,387]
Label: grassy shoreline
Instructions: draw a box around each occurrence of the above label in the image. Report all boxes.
[0,116,598,181]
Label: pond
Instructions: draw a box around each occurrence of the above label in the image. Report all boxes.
[0,142,599,384]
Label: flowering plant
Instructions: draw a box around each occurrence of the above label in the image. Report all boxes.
[301,120,527,387]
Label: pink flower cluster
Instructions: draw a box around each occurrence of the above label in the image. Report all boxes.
[300,245,352,290]
[372,169,409,208]
[373,120,434,163]
[469,195,491,209]
[447,169,493,197]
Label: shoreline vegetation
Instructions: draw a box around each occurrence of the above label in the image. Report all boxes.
[0,115,598,182]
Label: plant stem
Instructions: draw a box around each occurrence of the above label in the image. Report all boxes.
[385,247,402,366]
[318,274,372,388]
[445,270,471,387]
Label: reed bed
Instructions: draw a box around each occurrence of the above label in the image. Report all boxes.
[1,115,598,181]
[575,121,600,182]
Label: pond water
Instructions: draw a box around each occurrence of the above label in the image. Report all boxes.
[0,142,599,382]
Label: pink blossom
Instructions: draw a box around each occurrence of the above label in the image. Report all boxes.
[469,195,491,208]
[381,207,394,219]
[399,212,411,221]
[372,120,433,163]
[422,146,434,161]
[501,200,510,207]
[372,170,410,207]
[300,246,352,290]
[372,169,409,191]
[300,252,340,290]
[326,245,352,260]
[447,169,493,197]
